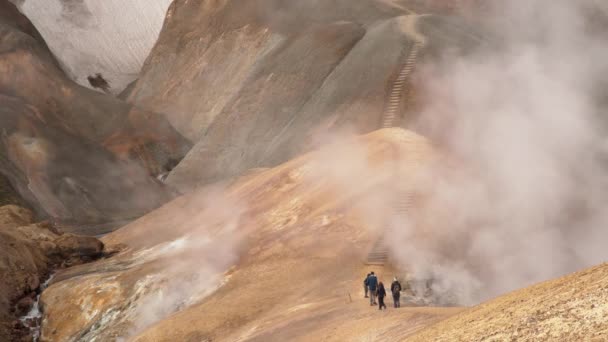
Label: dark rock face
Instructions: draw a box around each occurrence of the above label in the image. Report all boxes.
[87,73,111,93]
[14,296,34,317]
[0,1,191,229]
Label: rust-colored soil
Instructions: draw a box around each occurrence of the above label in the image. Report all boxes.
[407,263,608,341]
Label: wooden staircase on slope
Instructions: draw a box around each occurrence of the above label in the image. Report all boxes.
[365,41,422,266]
[380,41,422,129]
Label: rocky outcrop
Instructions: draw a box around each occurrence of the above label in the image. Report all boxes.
[0,205,104,342]
[0,0,191,230]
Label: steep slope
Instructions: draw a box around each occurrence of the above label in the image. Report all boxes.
[38,128,460,342]
[124,0,415,189]
[166,21,367,189]
[127,0,405,142]
[0,0,190,231]
[11,0,172,94]
[125,0,485,192]
[407,263,608,341]
[261,15,425,168]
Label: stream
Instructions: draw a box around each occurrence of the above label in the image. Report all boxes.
[19,273,55,342]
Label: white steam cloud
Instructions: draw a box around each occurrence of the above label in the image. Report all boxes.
[115,188,245,339]
[388,0,608,304]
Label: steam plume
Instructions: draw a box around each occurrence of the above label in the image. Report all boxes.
[390,0,608,304]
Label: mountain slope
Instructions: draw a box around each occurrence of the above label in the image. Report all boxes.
[0,0,190,232]
[39,128,450,341]
[165,21,367,189]
[127,0,406,141]
[125,0,485,192]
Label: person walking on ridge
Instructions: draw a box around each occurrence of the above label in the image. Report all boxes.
[377,282,387,310]
[364,273,371,298]
[367,271,378,305]
[391,277,402,308]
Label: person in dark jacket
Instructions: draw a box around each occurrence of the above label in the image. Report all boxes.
[377,282,387,310]
[367,271,378,305]
[391,277,402,308]
[363,273,371,298]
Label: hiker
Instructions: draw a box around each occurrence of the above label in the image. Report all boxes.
[391,277,402,308]
[367,271,378,305]
[377,282,387,310]
[364,273,371,298]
